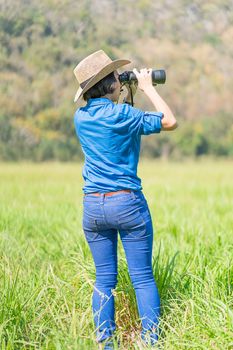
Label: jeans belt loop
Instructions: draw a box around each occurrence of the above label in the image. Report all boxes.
[99,193,105,204]
[130,190,136,200]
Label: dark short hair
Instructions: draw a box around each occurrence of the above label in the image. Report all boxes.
[83,71,117,101]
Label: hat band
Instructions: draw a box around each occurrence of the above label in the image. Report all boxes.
[80,75,95,89]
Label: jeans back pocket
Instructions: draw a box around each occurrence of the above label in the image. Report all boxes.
[117,203,147,238]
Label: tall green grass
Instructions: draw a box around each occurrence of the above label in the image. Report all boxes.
[0,160,232,349]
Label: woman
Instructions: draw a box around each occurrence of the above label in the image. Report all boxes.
[73,50,177,349]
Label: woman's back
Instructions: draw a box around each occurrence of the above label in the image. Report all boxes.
[74,97,163,193]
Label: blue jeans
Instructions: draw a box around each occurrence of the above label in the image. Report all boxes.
[82,190,160,345]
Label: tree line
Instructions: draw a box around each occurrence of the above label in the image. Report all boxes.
[0,0,232,160]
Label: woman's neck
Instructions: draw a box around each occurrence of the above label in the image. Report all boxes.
[102,93,116,102]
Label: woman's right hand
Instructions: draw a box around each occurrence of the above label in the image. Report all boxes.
[133,68,153,92]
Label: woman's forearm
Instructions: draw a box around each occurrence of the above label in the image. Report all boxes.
[144,87,178,130]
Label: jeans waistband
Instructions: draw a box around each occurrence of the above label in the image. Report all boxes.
[83,190,144,203]
[84,189,132,197]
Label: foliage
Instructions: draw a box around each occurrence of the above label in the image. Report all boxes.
[0,0,232,160]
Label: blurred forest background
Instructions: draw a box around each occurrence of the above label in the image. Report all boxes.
[0,0,232,161]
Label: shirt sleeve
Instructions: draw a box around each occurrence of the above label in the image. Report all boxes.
[118,104,163,136]
[125,105,163,135]
[139,111,163,135]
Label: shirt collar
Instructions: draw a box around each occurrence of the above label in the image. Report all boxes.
[87,97,114,106]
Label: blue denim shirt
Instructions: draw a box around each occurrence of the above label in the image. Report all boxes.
[74,97,163,193]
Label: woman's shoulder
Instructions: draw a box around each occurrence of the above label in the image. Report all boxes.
[114,103,143,118]
[114,102,130,114]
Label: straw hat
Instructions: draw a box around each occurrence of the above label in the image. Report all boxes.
[73,50,131,102]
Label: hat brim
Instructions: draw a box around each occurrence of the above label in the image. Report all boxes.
[74,59,131,102]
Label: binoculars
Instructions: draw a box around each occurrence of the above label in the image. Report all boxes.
[119,69,166,85]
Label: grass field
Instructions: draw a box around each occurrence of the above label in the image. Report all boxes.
[0,160,232,350]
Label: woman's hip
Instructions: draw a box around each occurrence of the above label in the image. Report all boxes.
[82,190,153,236]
